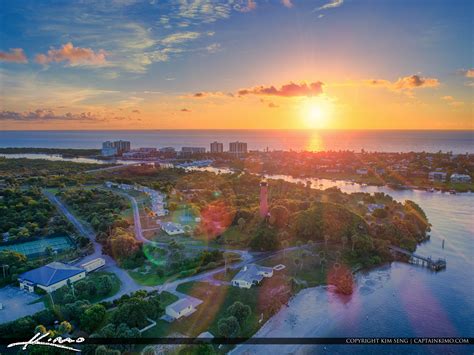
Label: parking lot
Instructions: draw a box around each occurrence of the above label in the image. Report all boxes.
[0,286,45,324]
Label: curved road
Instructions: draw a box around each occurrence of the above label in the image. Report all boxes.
[43,189,317,304]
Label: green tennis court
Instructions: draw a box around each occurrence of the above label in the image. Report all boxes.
[0,236,74,257]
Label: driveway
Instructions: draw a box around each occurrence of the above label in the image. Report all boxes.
[0,286,45,324]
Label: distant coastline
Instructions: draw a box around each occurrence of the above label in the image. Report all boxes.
[1,130,472,154]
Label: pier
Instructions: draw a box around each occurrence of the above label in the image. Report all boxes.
[389,245,446,271]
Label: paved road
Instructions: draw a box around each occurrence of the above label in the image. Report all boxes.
[117,190,253,262]
[43,189,317,305]
[42,190,151,299]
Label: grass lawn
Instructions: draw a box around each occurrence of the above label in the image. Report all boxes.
[213,268,239,282]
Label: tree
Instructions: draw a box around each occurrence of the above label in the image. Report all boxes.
[324,234,329,248]
[341,236,348,250]
[80,304,106,332]
[351,235,360,252]
[34,324,47,334]
[97,275,113,296]
[218,316,240,338]
[227,301,251,326]
[249,227,279,251]
[269,205,290,228]
[237,217,246,231]
[58,321,73,335]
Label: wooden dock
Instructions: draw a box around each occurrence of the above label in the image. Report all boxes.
[389,245,446,271]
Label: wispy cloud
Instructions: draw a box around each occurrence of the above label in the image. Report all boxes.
[234,0,257,13]
[0,48,28,63]
[0,109,128,122]
[238,81,324,97]
[441,95,464,107]
[281,0,293,8]
[35,42,107,66]
[316,0,344,11]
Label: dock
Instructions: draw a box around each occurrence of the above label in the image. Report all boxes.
[389,245,446,271]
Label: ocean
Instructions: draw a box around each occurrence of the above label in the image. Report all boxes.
[0,130,473,153]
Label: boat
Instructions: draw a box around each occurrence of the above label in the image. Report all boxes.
[427,188,435,192]
[449,190,457,194]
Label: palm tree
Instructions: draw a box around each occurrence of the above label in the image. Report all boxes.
[320,257,327,273]
[282,240,290,258]
[335,250,341,262]
[341,236,348,250]
[318,251,326,265]
[351,235,359,252]
[324,234,329,248]
[293,258,301,276]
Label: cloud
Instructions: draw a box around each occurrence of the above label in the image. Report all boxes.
[180,108,191,112]
[235,0,257,12]
[35,42,107,66]
[441,95,464,107]
[464,69,474,78]
[268,102,279,108]
[238,81,324,97]
[0,48,28,63]
[282,0,293,8]
[206,43,221,53]
[366,75,440,91]
[393,75,439,90]
[190,91,231,98]
[317,0,344,11]
[161,31,201,45]
[0,109,127,122]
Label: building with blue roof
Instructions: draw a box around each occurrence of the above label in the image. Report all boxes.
[18,262,86,293]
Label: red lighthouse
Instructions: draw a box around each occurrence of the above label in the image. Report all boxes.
[260,180,269,218]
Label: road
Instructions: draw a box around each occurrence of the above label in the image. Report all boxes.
[43,189,316,305]
[42,190,152,299]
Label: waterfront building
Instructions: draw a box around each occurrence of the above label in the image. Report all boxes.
[229,141,248,155]
[210,141,224,153]
[450,173,471,183]
[356,168,369,175]
[101,140,131,156]
[231,264,273,289]
[180,147,206,156]
[428,171,447,182]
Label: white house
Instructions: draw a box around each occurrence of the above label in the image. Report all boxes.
[18,262,86,293]
[80,258,106,273]
[231,264,274,289]
[428,171,447,182]
[161,222,185,235]
[450,173,471,183]
[356,168,369,175]
[165,297,202,320]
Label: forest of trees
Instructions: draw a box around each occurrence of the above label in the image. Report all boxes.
[0,188,72,239]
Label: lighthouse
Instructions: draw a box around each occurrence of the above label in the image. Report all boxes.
[259,180,269,218]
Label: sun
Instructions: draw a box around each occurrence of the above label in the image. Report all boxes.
[302,100,329,129]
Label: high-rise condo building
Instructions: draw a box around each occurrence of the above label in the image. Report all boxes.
[229,141,248,155]
[210,141,224,153]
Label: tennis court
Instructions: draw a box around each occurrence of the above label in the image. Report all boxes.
[0,236,74,258]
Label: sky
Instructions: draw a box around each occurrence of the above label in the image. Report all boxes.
[0,0,473,130]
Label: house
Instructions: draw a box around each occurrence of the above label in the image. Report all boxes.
[356,168,369,175]
[80,258,106,272]
[450,173,471,183]
[161,222,185,235]
[367,203,385,213]
[428,171,447,182]
[18,262,86,293]
[231,264,274,289]
[165,297,202,320]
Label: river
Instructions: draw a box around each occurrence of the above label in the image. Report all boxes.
[231,178,473,355]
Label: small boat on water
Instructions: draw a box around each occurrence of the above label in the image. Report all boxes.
[449,189,457,194]
[427,188,435,192]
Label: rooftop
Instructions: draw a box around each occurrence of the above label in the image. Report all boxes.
[19,262,84,286]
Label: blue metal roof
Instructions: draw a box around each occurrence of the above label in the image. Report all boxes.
[19,262,84,286]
